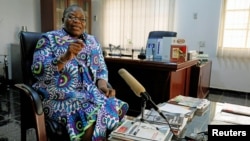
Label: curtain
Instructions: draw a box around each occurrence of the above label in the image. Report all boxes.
[217,0,250,58]
[100,0,175,52]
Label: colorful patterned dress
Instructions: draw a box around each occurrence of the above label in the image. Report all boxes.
[31,29,129,141]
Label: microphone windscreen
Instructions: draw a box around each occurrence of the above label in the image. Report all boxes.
[118,68,146,97]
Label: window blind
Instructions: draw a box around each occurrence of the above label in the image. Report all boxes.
[217,0,250,58]
[100,0,175,52]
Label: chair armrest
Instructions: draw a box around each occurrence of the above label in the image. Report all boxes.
[15,83,43,115]
[14,82,112,115]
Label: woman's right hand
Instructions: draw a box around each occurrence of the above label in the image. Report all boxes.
[57,39,84,71]
[63,39,85,61]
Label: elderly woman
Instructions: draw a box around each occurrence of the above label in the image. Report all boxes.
[31,4,128,141]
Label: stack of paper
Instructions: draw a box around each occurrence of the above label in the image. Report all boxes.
[109,99,204,140]
[157,102,196,121]
[168,95,210,115]
[139,109,185,130]
[108,119,172,141]
[155,103,190,136]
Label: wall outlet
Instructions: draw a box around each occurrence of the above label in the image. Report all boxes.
[193,13,198,19]
[199,41,205,47]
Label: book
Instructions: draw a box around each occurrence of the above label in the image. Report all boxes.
[108,136,133,141]
[109,119,170,141]
[170,117,188,136]
[139,103,190,136]
[168,95,210,114]
[157,102,196,121]
[138,109,185,129]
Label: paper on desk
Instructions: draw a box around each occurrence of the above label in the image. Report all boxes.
[209,120,234,125]
[211,102,250,125]
[222,103,250,116]
[213,112,250,125]
[158,103,192,115]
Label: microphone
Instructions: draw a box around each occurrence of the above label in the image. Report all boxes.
[118,68,145,97]
[118,68,160,112]
[118,68,179,137]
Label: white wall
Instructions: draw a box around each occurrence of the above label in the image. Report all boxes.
[0,0,41,54]
[174,0,250,92]
[0,0,40,78]
[0,0,249,92]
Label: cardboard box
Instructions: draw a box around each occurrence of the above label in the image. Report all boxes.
[146,37,175,60]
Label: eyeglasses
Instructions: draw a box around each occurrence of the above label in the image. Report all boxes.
[67,15,86,23]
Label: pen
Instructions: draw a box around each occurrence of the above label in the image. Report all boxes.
[221,109,250,117]
[129,125,137,134]
[133,129,140,135]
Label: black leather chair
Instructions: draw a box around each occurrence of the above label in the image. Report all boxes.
[16,31,113,141]
[16,31,69,141]
[148,31,177,38]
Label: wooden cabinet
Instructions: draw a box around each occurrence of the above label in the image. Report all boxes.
[41,0,91,33]
[189,61,212,98]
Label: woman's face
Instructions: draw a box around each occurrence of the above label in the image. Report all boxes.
[63,7,86,38]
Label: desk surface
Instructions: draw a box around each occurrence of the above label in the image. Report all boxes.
[105,57,198,71]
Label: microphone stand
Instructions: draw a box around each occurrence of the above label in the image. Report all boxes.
[139,92,153,122]
[140,95,147,122]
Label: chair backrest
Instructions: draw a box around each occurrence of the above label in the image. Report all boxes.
[145,31,177,59]
[148,31,177,38]
[19,31,43,85]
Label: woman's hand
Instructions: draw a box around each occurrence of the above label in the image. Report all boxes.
[97,79,115,98]
[63,39,84,61]
[99,87,116,98]
[57,39,84,70]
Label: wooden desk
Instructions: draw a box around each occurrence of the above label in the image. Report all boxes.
[105,57,198,116]
[189,61,212,98]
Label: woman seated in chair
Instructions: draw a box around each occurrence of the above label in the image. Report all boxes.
[31,4,128,141]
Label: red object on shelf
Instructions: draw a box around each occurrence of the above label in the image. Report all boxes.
[170,44,187,62]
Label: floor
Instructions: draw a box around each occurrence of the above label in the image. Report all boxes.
[0,85,21,141]
[0,84,249,141]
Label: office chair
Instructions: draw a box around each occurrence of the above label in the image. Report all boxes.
[16,31,114,141]
[148,31,177,38]
[16,31,69,141]
[145,31,177,59]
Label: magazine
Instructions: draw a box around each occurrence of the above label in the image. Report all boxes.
[157,102,196,121]
[138,109,185,129]
[168,95,210,114]
[109,119,170,141]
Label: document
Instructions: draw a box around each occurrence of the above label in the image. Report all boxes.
[210,102,250,125]
[109,119,170,141]
[158,103,192,115]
